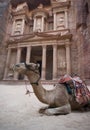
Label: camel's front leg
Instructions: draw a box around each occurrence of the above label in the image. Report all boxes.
[42,104,71,116]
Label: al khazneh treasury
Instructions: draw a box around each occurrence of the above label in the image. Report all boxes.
[0,0,90,83]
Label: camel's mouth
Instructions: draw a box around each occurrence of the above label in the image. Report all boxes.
[13,64,18,70]
[13,64,25,72]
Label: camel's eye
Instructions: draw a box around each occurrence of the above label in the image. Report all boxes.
[36,64,40,69]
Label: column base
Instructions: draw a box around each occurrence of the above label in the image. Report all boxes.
[53,78,57,80]
[41,78,46,80]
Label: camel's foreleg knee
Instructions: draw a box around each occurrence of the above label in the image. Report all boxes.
[44,104,71,116]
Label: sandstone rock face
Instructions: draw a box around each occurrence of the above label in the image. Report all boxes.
[0,1,9,80]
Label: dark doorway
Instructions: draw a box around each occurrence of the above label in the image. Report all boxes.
[30,46,42,77]
[46,45,53,80]
[37,60,42,77]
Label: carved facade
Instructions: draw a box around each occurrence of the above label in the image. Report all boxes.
[1,0,90,83]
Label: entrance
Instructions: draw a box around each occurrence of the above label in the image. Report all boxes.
[31,46,42,77]
[46,45,53,80]
[37,60,42,77]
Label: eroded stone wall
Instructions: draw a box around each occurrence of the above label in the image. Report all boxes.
[76,0,90,82]
[0,1,9,80]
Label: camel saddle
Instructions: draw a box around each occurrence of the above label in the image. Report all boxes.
[59,74,90,105]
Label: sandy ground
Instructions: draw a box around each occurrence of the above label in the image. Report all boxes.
[0,84,90,130]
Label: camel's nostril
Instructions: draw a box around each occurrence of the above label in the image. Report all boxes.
[16,64,19,67]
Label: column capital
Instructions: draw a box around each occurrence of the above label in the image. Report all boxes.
[65,43,70,47]
[53,12,56,15]
[42,45,47,48]
[17,46,22,49]
[53,44,57,47]
[65,39,70,43]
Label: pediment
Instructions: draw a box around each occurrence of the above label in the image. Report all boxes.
[31,6,49,17]
[7,32,50,44]
[11,2,29,15]
[7,31,72,44]
[24,34,46,42]
[20,32,54,42]
[51,0,71,8]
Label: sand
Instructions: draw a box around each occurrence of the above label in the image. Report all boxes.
[0,84,90,130]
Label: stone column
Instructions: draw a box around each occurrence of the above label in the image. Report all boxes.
[53,45,57,80]
[21,19,25,34]
[33,17,36,31]
[41,17,44,32]
[65,11,68,29]
[25,46,31,80]
[41,45,46,80]
[3,48,11,79]
[14,47,22,80]
[66,44,71,74]
[54,13,57,30]
[12,20,15,35]
[26,46,31,63]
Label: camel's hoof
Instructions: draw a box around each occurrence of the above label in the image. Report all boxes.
[39,108,45,114]
[44,109,56,116]
[39,107,48,114]
[39,108,52,116]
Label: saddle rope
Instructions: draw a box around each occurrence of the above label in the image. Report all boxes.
[25,80,34,96]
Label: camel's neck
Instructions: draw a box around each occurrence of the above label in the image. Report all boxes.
[32,81,48,104]
[27,74,48,104]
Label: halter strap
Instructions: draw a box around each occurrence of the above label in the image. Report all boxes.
[30,76,40,85]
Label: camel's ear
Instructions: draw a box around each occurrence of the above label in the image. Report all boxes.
[36,63,40,69]
[24,62,30,70]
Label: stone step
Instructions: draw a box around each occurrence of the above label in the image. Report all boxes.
[0,80,58,85]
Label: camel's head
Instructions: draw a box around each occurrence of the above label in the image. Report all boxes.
[13,62,40,75]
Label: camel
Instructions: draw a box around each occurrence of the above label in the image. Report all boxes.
[13,62,90,116]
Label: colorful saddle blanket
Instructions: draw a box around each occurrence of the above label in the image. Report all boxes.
[59,75,90,105]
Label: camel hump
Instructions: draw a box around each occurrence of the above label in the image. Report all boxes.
[59,74,72,84]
